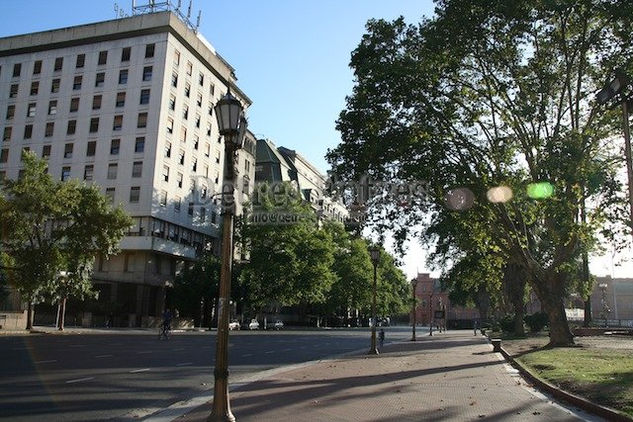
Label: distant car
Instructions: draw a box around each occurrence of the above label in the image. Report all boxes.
[228,320,240,330]
[267,320,284,330]
[248,319,260,330]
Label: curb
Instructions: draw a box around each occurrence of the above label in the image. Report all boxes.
[497,344,632,422]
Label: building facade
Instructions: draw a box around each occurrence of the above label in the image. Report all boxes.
[0,11,255,327]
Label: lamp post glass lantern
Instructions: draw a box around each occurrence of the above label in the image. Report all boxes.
[369,246,380,355]
[209,91,247,422]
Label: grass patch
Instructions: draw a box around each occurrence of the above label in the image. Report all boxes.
[517,348,633,416]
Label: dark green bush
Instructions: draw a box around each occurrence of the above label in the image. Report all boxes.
[524,312,549,333]
[499,315,516,333]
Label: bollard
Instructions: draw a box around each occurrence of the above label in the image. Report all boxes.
[491,338,502,352]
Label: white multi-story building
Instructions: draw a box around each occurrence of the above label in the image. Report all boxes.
[0,11,255,327]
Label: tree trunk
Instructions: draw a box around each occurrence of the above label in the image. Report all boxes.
[513,303,525,337]
[541,295,574,346]
[503,261,527,337]
[26,301,33,330]
[55,302,61,329]
[58,297,67,331]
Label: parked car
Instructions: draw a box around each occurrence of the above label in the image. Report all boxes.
[228,320,240,330]
[267,320,284,330]
[248,319,260,330]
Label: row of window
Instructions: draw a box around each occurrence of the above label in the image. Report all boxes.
[5,44,155,79]
[6,66,153,100]
[2,112,148,141]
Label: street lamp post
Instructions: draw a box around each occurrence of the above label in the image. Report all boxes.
[599,283,611,328]
[429,291,434,336]
[369,246,380,355]
[208,91,247,422]
[411,279,417,341]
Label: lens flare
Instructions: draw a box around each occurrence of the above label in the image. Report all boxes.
[486,186,513,203]
[527,182,555,199]
[445,187,475,211]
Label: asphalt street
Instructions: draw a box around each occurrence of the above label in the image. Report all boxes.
[0,326,413,421]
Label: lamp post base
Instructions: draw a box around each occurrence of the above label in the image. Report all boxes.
[368,348,379,355]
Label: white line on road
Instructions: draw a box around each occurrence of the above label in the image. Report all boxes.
[95,354,113,358]
[241,354,253,357]
[176,362,192,367]
[35,360,57,364]
[265,351,275,354]
[130,368,151,373]
[65,377,94,384]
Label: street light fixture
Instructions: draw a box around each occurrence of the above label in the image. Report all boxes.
[411,278,418,341]
[369,246,380,355]
[209,90,247,422]
[596,70,633,237]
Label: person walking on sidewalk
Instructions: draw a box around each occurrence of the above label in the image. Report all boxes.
[473,319,479,335]
[378,328,385,350]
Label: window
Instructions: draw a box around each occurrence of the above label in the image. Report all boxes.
[119,69,128,84]
[54,57,63,71]
[107,163,118,179]
[3,127,11,142]
[92,95,102,110]
[9,84,18,98]
[6,105,15,120]
[193,135,199,150]
[64,143,73,158]
[184,83,191,98]
[84,165,94,181]
[27,103,36,117]
[177,172,183,188]
[23,125,32,139]
[142,66,152,81]
[162,165,169,182]
[12,63,21,78]
[140,89,150,105]
[191,157,197,172]
[169,95,176,110]
[171,72,178,87]
[166,117,174,133]
[134,137,145,153]
[67,119,76,135]
[160,190,167,207]
[0,149,7,163]
[199,207,206,222]
[182,104,189,119]
[61,166,71,181]
[188,202,194,216]
[73,75,82,90]
[89,117,99,133]
[116,92,126,107]
[186,61,193,76]
[204,143,210,157]
[164,141,172,158]
[86,141,96,156]
[42,144,51,158]
[180,126,187,142]
[203,164,209,178]
[20,147,29,160]
[121,47,131,62]
[95,72,105,88]
[178,149,185,165]
[76,54,85,68]
[215,150,221,164]
[105,188,115,203]
[130,187,140,203]
[110,139,120,155]
[45,122,54,137]
[137,112,148,128]
[198,73,204,86]
[132,161,143,178]
[174,196,181,212]
[51,78,60,93]
[30,81,39,96]
[70,97,79,112]
[195,114,201,128]
[145,43,155,58]
[98,51,108,66]
[48,100,57,115]
[209,83,215,96]
[33,60,42,75]
[174,50,180,65]
[196,93,202,107]
[113,115,123,131]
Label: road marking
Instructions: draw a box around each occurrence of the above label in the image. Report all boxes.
[35,360,57,364]
[265,351,275,354]
[137,351,153,354]
[130,368,151,373]
[95,354,113,358]
[176,362,193,367]
[65,377,94,384]
[241,353,253,357]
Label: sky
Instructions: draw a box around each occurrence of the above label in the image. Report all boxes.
[0,0,629,281]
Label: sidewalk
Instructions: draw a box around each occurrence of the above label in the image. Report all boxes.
[174,331,596,422]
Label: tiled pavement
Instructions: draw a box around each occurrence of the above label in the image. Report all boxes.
[173,331,600,422]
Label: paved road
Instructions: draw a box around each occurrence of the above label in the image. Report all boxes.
[0,327,413,421]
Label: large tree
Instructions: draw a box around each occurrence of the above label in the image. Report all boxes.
[0,152,131,329]
[328,0,631,346]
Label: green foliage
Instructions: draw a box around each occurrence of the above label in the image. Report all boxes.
[524,312,549,333]
[499,315,516,334]
[172,254,220,323]
[0,152,132,315]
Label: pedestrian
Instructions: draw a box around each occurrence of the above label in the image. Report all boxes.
[378,328,385,350]
[474,319,479,335]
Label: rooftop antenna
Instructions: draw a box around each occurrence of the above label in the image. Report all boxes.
[195,10,201,33]
[187,0,192,19]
